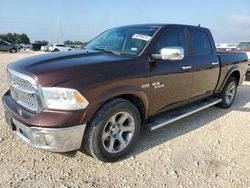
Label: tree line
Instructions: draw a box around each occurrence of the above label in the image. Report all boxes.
[0,33,88,46]
[0,33,30,44]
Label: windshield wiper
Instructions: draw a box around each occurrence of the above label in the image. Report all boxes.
[92,47,121,55]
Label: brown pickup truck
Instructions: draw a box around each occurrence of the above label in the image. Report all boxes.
[2,24,248,162]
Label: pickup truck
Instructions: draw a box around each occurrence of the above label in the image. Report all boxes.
[233,41,250,73]
[2,24,248,162]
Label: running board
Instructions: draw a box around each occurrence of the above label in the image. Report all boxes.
[146,98,222,131]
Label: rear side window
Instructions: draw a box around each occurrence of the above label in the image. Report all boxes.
[189,29,212,56]
[153,28,187,54]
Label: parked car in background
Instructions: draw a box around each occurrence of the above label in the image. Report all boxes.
[0,40,20,53]
[31,44,42,51]
[237,42,250,59]
[229,42,250,74]
[216,43,238,52]
[20,44,31,50]
[48,44,72,52]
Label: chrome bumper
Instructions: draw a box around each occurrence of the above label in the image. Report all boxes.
[12,118,86,152]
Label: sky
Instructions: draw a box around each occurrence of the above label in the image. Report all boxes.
[0,0,250,44]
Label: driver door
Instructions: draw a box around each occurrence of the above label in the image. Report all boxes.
[149,27,193,115]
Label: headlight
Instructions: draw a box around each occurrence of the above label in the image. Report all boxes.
[41,87,89,110]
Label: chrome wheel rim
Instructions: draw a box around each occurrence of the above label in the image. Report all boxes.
[102,111,135,154]
[225,82,236,104]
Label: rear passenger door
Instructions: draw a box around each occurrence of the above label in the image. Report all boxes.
[188,29,220,98]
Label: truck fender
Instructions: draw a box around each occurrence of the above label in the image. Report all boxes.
[217,65,240,93]
[82,86,149,124]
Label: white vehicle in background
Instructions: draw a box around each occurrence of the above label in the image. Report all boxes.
[48,44,72,52]
[216,43,238,52]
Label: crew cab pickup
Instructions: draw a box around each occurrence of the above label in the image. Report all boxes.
[2,24,248,162]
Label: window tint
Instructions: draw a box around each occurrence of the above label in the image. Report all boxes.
[189,29,212,55]
[153,28,187,54]
[56,45,66,47]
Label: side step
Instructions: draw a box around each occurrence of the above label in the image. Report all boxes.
[146,98,222,131]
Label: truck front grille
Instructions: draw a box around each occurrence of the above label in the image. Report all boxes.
[8,69,42,113]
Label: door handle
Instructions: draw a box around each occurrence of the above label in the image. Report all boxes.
[182,65,192,70]
[212,62,219,65]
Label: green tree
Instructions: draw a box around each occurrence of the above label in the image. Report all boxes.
[73,41,84,45]
[0,33,30,44]
[17,33,30,44]
[64,40,74,45]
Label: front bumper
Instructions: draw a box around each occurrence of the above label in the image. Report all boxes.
[7,115,86,152]
[2,91,87,152]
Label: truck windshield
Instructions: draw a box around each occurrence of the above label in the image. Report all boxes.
[85,26,159,55]
[239,42,250,50]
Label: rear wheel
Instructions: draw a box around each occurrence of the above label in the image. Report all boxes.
[218,77,237,108]
[83,98,141,162]
[53,49,59,52]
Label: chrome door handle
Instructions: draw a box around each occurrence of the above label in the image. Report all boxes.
[182,65,192,70]
[212,62,219,65]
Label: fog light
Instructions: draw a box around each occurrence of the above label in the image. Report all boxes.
[30,131,46,146]
[44,134,56,146]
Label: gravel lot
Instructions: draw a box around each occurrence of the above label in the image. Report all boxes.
[0,51,249,188]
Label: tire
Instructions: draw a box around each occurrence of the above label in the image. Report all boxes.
[218,76,237,108]
[10,48,17,53]
[53,49,59,52]
[83,98,141,162]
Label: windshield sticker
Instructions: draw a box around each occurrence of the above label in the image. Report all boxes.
[132,34,152,41]
[131,47,138,51]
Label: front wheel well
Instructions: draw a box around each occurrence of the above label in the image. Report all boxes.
[106,94,146,123]
[230,71,240,85]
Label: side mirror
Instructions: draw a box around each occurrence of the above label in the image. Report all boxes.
[160,47,184,60]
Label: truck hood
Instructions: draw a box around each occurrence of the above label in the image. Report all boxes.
[8,50,134,86]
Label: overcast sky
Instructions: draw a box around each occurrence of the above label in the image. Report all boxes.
[0,0,249,43]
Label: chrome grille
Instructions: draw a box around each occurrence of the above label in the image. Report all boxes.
[8,69,41,113]
[11,74,33,92]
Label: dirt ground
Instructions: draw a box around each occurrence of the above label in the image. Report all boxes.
[0,51,249,188]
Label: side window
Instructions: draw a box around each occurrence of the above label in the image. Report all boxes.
[153,28,187,54]
[189,29,212,56]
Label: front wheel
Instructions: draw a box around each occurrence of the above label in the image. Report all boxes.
[218,77,237,108]
[10,48,17,53]
[83,98,141,162]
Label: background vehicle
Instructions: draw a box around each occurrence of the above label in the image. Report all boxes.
[48,44,72,52]
[2,24,248,162]
[216,43,238,52]
[31,44,42,51]
[0,40,20,53]
[229,42,250,74]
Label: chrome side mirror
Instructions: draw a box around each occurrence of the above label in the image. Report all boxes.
[160,47,184,60]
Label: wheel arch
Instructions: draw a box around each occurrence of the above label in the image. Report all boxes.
[82,89,149,125]
[216,66,241,93]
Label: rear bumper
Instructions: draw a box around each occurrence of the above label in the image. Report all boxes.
[11,118,86,152]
